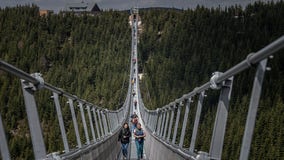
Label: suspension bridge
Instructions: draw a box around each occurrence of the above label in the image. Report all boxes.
[0,8,284,160]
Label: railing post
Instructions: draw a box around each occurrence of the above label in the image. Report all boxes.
[150,112,154,131]
[147,112,151,129]
[179,98,191,147]
[52,92,69,153]
[172,104,181,144]
[0,113,10,160]
[121,109,124,124]
[149,112,152,129]
[68,98,82,148]
[140,105,144,119]
[145,110,150,126]
[116,111,120,127]
[78,102,90,145]
[117,110,120,125]
[121,109,126,122]
[101,110,109,135]
[114,113,118,129]
[106,110,112,134]
[87,105,96,142]
[151,113,155,131]
[162,108,170,140]
[114,112,118,130]
[209,77,233,159]
[112,112,116,130]
[159,110,166,137]
[156,109,162,135]
[190,92,205,152]
[97,109,104,136]
[151,112,155,131]
[143,108,146,120]
[21,80,46,159]
[240,59,268,160]
[154,109,160,133]
[92,108,101,139]
[113,113,116,130]
[166,105,175,142]
[109,113,113,132]
[157,110,162,135]
[147,111,150,128]
[120,110,123,125]
[143,110,147,125]
[145,111,149,127]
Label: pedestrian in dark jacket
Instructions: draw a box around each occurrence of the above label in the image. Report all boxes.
[118,122,131,159]
[134,123,146,160]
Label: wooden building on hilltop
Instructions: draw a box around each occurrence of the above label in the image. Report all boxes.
[65,1,101,15]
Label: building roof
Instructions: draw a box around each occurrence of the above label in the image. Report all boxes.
[65,2,100,12]
[91,3,100,12]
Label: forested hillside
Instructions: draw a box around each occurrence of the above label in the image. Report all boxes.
[0,1,283,159]
[0,5,130,159]
[138,1,284,159]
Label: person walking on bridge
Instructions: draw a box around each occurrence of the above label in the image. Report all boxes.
[118,122,131,159]
[131,112,138,132]
[134,123,146,160]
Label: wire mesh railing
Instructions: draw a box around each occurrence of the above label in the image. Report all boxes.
[139,35,284,160]
[0,53,132,160]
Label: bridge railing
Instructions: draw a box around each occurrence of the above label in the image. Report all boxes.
[139,35,284,160]
[0,59,132,160]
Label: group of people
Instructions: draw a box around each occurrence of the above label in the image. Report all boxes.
[118,112,146,160]
[118,45,146,159]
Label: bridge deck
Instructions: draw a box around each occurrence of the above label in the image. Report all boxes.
[129,103,147,160]
[119,98,147,160]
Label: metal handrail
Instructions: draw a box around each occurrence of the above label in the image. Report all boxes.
[0,59,124,112]
[171,35,284,106]
[217,35,284,83]
[0,60,39,84]
[0,42,133,159]
[140,35,284,160]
